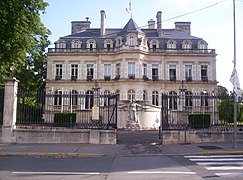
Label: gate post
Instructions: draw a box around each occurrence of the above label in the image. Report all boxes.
[1,78,19,143]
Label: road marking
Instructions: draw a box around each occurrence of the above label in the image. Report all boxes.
[12,172,100,175]
[185,155,243,158]
[197,162,243,165]
[128,171,196,175]
[216,172,243,177]
[188,158,243,161]
[206,166,243,170]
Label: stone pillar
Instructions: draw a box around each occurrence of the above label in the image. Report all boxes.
[1,78,19,143]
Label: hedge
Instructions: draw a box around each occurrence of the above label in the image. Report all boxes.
[188,114,210,129]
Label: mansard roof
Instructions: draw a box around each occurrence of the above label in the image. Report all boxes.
[117,18,144,36]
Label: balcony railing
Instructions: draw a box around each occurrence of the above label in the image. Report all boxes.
[48,48,216,54]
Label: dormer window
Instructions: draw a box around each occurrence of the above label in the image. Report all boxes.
[197,40,208,50]
[115,36,123,47]
[126,34,138,47]
[149,39,159,51]
[167,40,176,49]
[71,40,81,48]
[104,39,113,51]
[86,39,96,50]
[56,40,66,48]
[182,40,192,49]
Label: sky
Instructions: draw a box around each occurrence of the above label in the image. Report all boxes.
[41,0,243,91]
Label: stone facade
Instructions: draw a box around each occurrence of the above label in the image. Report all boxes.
[46,10,217,129]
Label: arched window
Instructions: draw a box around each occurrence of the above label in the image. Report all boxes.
[85,90,93,109]
[152,91,159,106]
[104,39,113,51]
[185,91,193,107]
[71,40,81,48]
[115,36,123,47]
[70,90,78,106]
[86,39,96,50]
[126,34,138,47]
[197,40,208,50]
[167,40,176,49]
[201,91,209,107]
[149,39,159,51]
[116,90,120,100]
[56,41,66,49]
[182,40,192,49]
[143,90,147,101]
[169,91,177,109]
[128,89,135,101]
[104,90,110,106]
[54,90,62,106]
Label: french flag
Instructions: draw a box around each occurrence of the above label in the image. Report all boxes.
[125,2,131,14]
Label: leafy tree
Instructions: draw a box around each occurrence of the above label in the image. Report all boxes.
[0,0,51,92]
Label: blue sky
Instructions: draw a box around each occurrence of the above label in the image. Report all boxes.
[41,0,243,91]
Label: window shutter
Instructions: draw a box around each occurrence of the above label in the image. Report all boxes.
[197,65,201,80]
[135,62,139,78]
[182,65,185,80]
[136,89,142,100]
[93,64,97,79]
[208,65,212,80]
[79,91,85,110]
[120,62,124,78]
[52,64,56,79]
[78,64,82,79]
[111,64,116,79]
[159,64,162,79]
[192,65,196,80]
[100,64,104,79]
[148,64,152,79]
[84,64,87,78]
[176,64,180,80]
[67,64,71,79]
[124,62,128,78]
[166,64,169,80]
[62,64,66,79]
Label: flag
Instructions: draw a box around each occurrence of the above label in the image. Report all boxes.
[230,68,242,99]
[125,2,131,14]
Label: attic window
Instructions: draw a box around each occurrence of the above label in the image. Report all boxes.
[71,40,81,48]
[197,40,208,50]
[129,36,135,46]
[182,40,192,49]
[167,40,176,49]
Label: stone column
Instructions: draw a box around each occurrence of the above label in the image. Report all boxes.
[1,78,19,143]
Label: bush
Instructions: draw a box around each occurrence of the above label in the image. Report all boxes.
[188,114,210,129]
[54,112,76,127]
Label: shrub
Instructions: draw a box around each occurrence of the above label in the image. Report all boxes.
[54,112,76,127]
[188,114,210,129]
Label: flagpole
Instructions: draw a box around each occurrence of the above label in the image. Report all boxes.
[233,0,237,149]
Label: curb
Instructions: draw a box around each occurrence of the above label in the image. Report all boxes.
[0,152,102,158]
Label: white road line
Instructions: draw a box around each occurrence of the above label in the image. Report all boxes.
[197,162,243,165]
[127,171,196,175]
[216,172,243,177]
[189,158,243,161]
[185,155,243,158]
[206,166,243,170]
[12,172,100,175]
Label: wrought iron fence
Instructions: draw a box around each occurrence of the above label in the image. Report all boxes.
[16,91,117,130]
[0,87,4,126]
[161,93,243,131]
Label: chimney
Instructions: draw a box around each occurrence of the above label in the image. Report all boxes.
[174,22,191,35]
[71,17,91,34]
[148,19,155,29]
[156,11,162,37]
[100,10,106,36]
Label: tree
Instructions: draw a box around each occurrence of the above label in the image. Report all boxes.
[0,0,50,91]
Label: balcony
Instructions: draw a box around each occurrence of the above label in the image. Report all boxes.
[104,76,111,81]
[114,75,120,80]
[152,76,159,81]
[170,76,176,82]
[87,76,93,81]
[201,76,208,82]
[186,76,192,82]
[143,75,149,81]
[71,76,77,81]
[55,76,62,80]
[128,74,135,80]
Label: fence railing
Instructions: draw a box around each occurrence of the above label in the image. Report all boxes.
[161,93,243,131]
[16,91,117,130]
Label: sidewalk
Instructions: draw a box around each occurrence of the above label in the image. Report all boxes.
[0,130,243,157]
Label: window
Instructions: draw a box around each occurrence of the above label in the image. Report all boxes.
[143,90,147,101]
[201,91,209,107]
[197,40,208,50]
[87,64,94,80]
[185,91,193,107]
[71,40,81,48]
[86,40,96,50]
[152,91,159,106]
[185,65,192,81]
[169,65,176,80]
[104,64,111,79]
[116,64,120,76]
[71,64,78,80]
[128,89,135,101]
[85,90,93,109]
[70,90,78,106]
[129,36,135,46]
[152,64,159,80]
[128,62,135,78]
[169,91,177,110]
[116,90,120,100]
[54,90,62,106]
[104,90,110,106]
[182,40,192,49]
[57,41,66,48]
[201,65,208,81]
[152,43,156,51]
[167,40,176,49]
[104,39,113,51]
[55,64,62,79]
[142,64,147,76]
